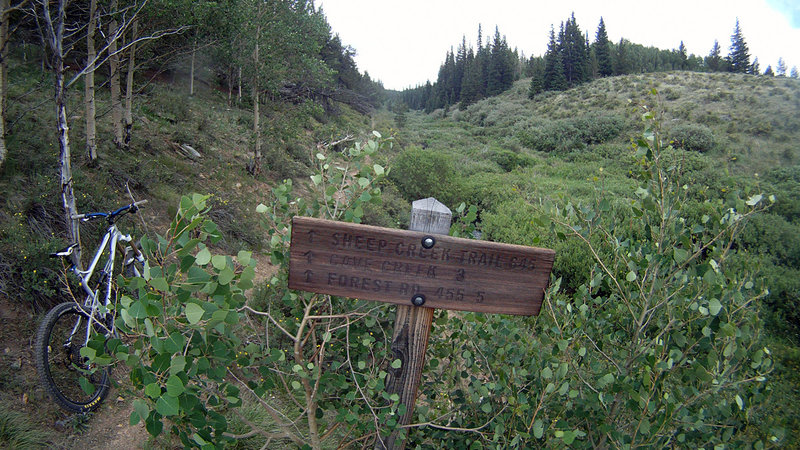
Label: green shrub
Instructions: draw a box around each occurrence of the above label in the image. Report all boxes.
[669,123,716,152]
[490,148,534,172]
[518,113,624,152]
[387,147,462,205]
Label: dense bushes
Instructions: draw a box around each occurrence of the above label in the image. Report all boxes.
[387,147,463,206]
[668,122,716,152]
[518,113,624,152]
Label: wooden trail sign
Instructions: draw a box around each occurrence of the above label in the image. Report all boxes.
[288,218,554,316]
[287,198,555,449]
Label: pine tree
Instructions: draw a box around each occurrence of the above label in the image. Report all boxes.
[528,63,544,98]
[791,66,799,79]
[593,17,612,77]
[706,40,722,72]
[460,48,482,108]
[764,65,774,76]
[678,41,688,70]
[559,14,589,86]
[614,38,630,75]
[727,18,750,73]
[749,57,760,75]
[776,57,787,77]
[544,26,567,91]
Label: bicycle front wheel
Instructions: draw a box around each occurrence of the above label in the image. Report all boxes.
[34,302,111,413]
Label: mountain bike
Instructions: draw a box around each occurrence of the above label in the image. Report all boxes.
[34,200,147,413]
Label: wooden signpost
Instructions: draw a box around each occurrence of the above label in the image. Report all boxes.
[288,198,555,449]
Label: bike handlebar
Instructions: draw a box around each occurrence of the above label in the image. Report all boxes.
[72,200,147,223]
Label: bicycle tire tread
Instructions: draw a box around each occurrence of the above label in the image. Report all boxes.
[34,302,111,413]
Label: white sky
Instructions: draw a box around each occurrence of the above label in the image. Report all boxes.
[318,0,800,90]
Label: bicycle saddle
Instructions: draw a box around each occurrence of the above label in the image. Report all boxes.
[50,243,79,258]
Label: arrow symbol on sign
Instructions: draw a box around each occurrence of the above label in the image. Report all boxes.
[304,270,313,282]
[303,251,313,263]
[307,230,317,243]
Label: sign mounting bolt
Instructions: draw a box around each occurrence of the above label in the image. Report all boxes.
[421,236,436,249]
[411,294,426,307]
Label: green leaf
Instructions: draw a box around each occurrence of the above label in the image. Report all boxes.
[255,203,268,213]
[391,359,402,369]
[79,377,96,396]
[211,255,227,270]
[237,250,252,266]
[133,399,149,425]
[195,248,211,266]
[708,299,723,316]
[291,381,302,390]
[626,271,637,282]
[310,174,322,186]
[145,382,161,399]
[128,301,147,319]
[373,164,385,176]
[156,394,179,417]
[745,194,763,206]
[165,375,185,397]
[218,267,235,285]
[149,277,169,292]
[533,419,544,439]
[185,303,204,325]
[673,248,689,263]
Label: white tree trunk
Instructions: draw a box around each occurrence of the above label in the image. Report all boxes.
[109,0,123,148]
[85,0,97,162]
[190,39,195,96]
[252,16,261,174]
[41,0,82,268]
[123,18,138,148]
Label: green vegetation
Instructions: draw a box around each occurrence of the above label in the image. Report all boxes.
[0,410,52,449]
[1,3,799,447]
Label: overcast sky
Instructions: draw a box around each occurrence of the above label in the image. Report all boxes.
[318,0,800,90]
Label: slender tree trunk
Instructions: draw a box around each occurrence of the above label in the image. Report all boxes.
[84,0,97,163]
[108,0,123,148]
[227,65,232,107]
[237,66,242,103]
[0,0,10,168]
[251,17,261,174]
[42,0,82,268]
[123,18,137,148]
[189,39,195,96]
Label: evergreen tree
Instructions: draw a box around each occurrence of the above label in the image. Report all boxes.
[559,14,589,86]
[764,65,774,76]
[528,63,545,98]
[678,41,688,69]
[543,26,568,91]
[727,18,750,73]
[706,40,722,72]
[614,38,630,75]
[487,27,514,95]
[791,66,799,79]
[460,48,482,109]
[749,57,760,75]
[593,17,613,77]
[776,57,787,77]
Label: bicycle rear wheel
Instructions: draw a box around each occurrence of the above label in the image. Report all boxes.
[34,302,111,413]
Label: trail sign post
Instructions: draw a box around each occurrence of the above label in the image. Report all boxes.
[288,198,555,449]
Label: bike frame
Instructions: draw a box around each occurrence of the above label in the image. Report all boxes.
[58,201,146,347]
